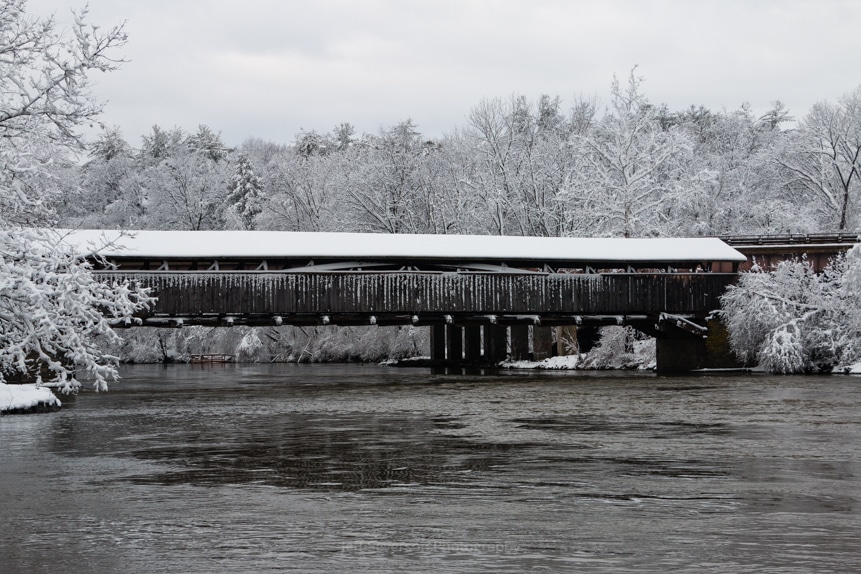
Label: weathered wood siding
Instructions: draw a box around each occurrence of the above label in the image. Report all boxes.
[96,271,736,317]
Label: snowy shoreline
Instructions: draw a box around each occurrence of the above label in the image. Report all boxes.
[500,356,861,374]
[0,383,62,414]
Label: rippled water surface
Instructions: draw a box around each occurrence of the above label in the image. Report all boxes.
[2,364,861,573]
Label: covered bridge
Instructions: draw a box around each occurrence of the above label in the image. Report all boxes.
[62,229,747,371]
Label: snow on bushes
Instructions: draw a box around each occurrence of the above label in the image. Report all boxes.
[721,245,861,373]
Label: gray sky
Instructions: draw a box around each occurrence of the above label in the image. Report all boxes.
[27,0,861,147]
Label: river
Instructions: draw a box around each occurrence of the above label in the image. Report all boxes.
[2,364,860,573]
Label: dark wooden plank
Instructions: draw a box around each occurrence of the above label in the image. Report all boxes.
[95,271,737,320]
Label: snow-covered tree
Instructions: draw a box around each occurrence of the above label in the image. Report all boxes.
[68,127,140,228]
[428,129,494,235]
[140,124,185,165]
[343,120,438,234]
[225,153,263,229]
[466,95,580,237]
[673,103,799,235]
[140,142,231,230]
[259,142,345,232]
[564,70,694,237]
[1,0,125,225]
[774,87,861,231]
[721,246,861,373]
[1,0,151,389]
[186,124,230,162]
[0,228,152,389]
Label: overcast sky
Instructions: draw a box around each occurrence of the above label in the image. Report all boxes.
[27,0,861,147]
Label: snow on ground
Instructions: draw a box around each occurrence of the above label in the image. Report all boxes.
[500,355,580,370]
[500,354,655,370]
[0,383,61,414]
[502,356,581,370]
[837,362,861,374]
[501,337,657,371]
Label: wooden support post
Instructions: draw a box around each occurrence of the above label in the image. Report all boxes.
[532,326,554,361]
[464,326,482,362]
[431,325,446,361]
[510,325,530,361]
[446,325,463,362]
[483,325,507,363]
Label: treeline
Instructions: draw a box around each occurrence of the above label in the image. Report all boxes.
[56,72,861,238]
[48,73,861,369]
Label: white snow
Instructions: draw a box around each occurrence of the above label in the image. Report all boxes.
[0,383,61,413]
[56,229,747,264]
[837,362,861,374]
[503,356,582,370]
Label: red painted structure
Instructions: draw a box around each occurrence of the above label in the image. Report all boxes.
[712,233,859,272]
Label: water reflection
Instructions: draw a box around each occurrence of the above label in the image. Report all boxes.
[127,413,522,490]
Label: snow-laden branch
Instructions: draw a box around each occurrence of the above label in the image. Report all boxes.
[0,228,154,390]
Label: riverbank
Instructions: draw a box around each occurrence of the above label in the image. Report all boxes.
[501,355,861,374]
[0,383,62,414]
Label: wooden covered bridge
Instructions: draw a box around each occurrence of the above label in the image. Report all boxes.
[62,229,754,372]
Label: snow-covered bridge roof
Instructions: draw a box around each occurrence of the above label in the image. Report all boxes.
[59,229,746,269]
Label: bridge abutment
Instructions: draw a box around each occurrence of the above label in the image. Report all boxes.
[655,318,742,372]
[655,337,706,372]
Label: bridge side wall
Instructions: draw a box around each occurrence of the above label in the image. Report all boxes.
[100,272,737,318]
